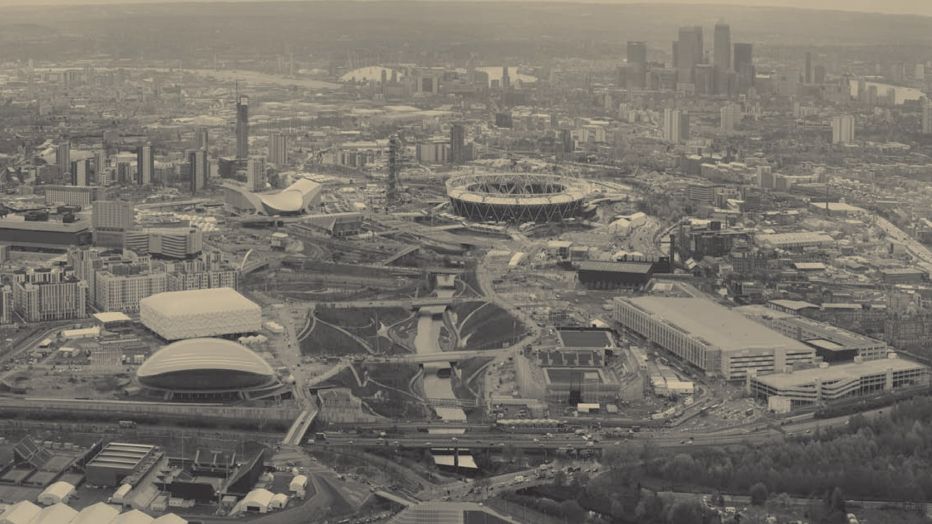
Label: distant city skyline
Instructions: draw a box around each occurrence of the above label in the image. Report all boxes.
[0,0,929,17]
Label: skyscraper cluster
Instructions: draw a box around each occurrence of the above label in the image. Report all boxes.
[619,20,754,96]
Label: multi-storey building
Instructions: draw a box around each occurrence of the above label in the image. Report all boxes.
[92,200,135,248]
[614,296,815,381]
[44,185,99,207]
[10,267,88,321]
[124,228,203,259]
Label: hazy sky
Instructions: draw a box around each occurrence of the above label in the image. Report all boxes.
[0,0,928,17]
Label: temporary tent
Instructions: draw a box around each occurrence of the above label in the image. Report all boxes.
[37,482,75,506]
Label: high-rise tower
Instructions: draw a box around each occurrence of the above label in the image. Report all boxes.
[235,95,249,159]
[269,132,288,166]
[450,123,466,165]
[247,156,266,192]
[627,41,647,65]
[195,128,209,150]
[189,148,209,194]
[57,142,71,179]
[674,26,703,83]
[136,144,153,185]
[805,51,813,84]
[733,42,754,92]
[713,20,731,72]
[386,134,401,208]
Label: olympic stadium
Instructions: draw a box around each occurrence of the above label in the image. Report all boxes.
[446,172,591,223]
[136,338,286,401]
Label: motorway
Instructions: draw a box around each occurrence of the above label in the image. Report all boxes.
[874,215,932,274]
[318,406,888,452]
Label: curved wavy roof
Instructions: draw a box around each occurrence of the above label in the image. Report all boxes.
[72,502,120,524]
[259,178,322,214]
[137,338,274,379]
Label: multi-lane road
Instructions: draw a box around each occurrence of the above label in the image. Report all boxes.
[318,406,883,452]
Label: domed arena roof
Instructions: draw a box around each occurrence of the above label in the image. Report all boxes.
[137,338,275,391]
[259,178,321,214]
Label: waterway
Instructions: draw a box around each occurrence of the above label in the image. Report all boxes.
[413,285,467,423]
[848,79,925,105]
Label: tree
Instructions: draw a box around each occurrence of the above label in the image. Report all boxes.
[610,499,627,520]
[749,482,769,506]
[559,500,585,523]
[635,492,666,524]
[827,486,846,514]
[473,477,491,493]
[665,500,703,524]
[552,469,567,487]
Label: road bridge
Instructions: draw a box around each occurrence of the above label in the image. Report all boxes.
[373,490,418,508]
[381,245,420,266]
[282,407,319,445]
[319,297,485,310]
[386,349,494,363]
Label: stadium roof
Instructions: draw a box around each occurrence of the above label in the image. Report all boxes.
[754,358,926,389]
[621,297,811,354]
[139,288,260,318]
[137,338,274,379]
[259,178,321,213]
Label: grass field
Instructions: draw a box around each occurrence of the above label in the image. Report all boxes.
[459,302,527,351]
[323,364,430,420]
[313,307,414,355]
[299,321,368,356]
[315,307,411,336]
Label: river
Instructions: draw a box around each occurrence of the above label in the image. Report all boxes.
[413,285,467,423]
[848,79,925,105]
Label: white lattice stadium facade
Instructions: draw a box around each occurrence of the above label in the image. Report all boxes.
[139,287,262,340]
[446,172,589,223]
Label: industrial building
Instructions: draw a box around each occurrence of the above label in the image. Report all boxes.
[576,260,666,290]
[755,231,834,250]
[738,305,889,363]
[0,217,92,250]
[139,287,261,340]
[85,442,163,487]
[748,357,929,412]
[136,338,278,399]
[614,296,815,381]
